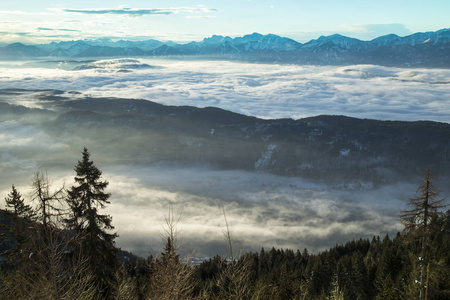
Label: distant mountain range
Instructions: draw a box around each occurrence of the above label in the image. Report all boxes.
[1,29,449,68]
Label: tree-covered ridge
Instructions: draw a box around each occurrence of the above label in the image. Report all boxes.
[0,149,448,299]
[2,95,450,186]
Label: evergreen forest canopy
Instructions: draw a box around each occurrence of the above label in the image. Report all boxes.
[0,148,449,299]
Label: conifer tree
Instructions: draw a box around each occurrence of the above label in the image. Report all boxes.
[4,184,35,237]
[1,185,35,259]
[4,185,35,221]
[65,147,119,299]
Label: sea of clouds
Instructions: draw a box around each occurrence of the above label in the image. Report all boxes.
[1,58,449,122]
[1,59,449,257]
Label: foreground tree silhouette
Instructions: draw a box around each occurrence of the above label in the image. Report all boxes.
[4,185,35,221]
[1,181,98,300]
[31,172,65,230]
[1,185,35,267]
[400,167,447,300]
[4,185,35,242]
[148,206,196,300]
[65,147,119,299]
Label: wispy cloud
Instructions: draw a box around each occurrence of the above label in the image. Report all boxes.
[0,10,43,16]
[55,6,217,17]
[0,31,30,37]
[37,27,80,32]
[185,15,217,19]
[342,23,413,39]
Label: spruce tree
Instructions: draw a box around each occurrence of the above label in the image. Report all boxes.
[65,147,119,299]
[1,185,35,259]
[5,185,35,221]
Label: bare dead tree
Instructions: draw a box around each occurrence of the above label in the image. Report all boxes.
[31,171,66,229]
[0,224,97,300]
[207,203,254,300]
[147,205,197,300]
[400,167,447,300]
[221,203,234,264]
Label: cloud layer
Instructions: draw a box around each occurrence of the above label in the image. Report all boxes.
[1,59,449,122]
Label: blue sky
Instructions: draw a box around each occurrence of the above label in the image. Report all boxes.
[0,0,449,44]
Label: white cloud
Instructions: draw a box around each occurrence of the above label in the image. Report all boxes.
[56,7,217,17]
[341,23,412,39]
[1,60,449,122]
[0,10,49,16]
[0,6,217,17]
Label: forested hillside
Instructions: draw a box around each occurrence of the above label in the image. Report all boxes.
[2,90,450,186]
[0,149,449,299]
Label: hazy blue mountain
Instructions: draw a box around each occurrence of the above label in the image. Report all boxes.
[0,43,47,59]
[149,44,183,55]
[73,46,147,57]
[367,34,401,48]
[1,29,449,67]
[38,38,165,52]
[233,32,301,51]
[302,34,362,50]
[65,42,92,56]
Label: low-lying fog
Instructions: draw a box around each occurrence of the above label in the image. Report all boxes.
[0,58,449,122]
[1,159,411,258]
[1,58,449,258]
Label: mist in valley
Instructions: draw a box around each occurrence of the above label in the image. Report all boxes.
[1,58,449,122]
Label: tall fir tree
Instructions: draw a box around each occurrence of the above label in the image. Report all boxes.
[65,147,119,299]
[1,185,35,259]
[4,185,35,220]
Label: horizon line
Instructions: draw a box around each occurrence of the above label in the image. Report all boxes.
[2,27,449,46]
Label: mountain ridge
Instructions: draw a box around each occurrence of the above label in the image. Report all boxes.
[2,89,449,186]
[1,29,449,68]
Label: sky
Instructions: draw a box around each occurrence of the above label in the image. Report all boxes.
[0,0,449,44]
